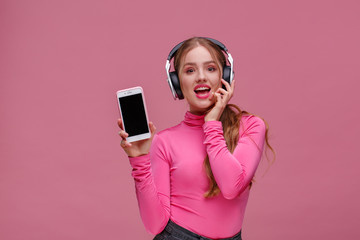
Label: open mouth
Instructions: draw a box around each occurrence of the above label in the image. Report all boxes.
[194,87,210,94]
[194,85,211,98]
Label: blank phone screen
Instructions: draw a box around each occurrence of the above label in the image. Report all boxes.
[119,93,149,137]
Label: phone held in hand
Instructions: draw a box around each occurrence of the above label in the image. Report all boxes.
[116,86,151,142]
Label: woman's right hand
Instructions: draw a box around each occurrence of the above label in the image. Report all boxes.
[117,119,156,157]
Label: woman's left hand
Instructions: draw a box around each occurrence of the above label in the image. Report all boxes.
[205,79,235,122]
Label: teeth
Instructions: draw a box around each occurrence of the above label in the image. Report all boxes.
[196,87,210,91]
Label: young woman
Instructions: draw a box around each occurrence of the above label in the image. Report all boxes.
[118,37,273,240]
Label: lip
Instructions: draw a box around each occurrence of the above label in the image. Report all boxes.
[194,84,211,99]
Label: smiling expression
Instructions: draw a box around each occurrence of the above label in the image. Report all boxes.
[178,45,222,115]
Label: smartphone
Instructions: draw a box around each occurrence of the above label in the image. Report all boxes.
[116,86,151,142]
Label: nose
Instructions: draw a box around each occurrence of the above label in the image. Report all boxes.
[196,69,206,82]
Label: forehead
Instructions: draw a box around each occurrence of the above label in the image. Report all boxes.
[183,46,214,63]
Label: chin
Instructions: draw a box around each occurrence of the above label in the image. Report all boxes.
[186,94,214,111]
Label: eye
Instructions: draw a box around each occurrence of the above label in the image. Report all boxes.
[208,66,216,72]
[185,68,195,74]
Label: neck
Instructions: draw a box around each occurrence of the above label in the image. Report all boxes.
[189,105,214,116]
[189,110,206,116]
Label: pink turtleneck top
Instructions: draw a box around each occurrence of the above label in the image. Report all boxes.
[129,111,266,239]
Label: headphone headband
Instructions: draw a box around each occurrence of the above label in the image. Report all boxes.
[167,37,228,61]
[165,37,234,100]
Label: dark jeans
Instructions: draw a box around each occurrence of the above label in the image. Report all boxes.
[153,220,242,240]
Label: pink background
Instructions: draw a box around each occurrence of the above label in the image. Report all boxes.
[1,0,359,239]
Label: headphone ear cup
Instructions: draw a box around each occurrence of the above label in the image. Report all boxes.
[222,66,232,85]
[169,71,184,99]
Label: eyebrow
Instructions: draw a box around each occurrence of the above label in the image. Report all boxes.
[183,60,217,66]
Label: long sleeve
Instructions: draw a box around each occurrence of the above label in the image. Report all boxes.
[128,134,171,234]
[203,116,266,199]
[126,112,265,238]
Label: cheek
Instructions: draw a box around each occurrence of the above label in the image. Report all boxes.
[179,76,192,92]
[212,78,222,89]
[209,72,221,85]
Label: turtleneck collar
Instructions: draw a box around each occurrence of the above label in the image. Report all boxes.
[183,111,205,127]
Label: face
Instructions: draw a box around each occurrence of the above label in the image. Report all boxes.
[178,46,222,115]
